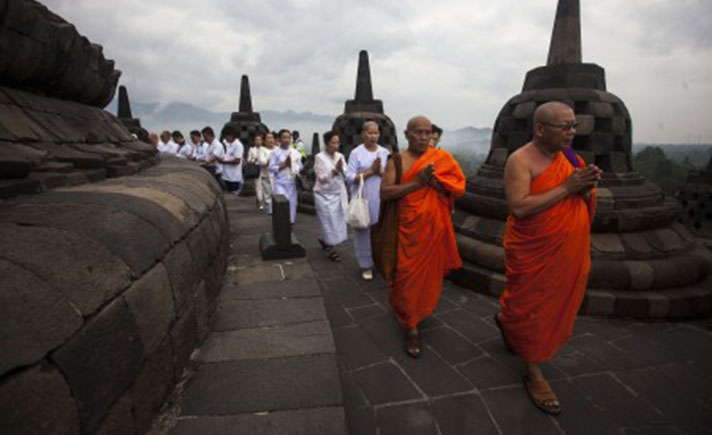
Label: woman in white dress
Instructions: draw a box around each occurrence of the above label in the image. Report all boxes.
[247,133,274,211]
[346,121,390,281]
[314,131,348,262]
[269,129,302,223]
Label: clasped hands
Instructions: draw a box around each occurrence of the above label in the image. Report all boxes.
[417,162,440,190]
[564,164,603,194]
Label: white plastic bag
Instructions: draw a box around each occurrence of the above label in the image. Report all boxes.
[347,174,370,229]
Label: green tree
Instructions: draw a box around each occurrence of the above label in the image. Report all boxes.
[632,146,688,195]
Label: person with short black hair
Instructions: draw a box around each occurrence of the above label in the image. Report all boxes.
[202,126,224,182]
[314,131,348,261]
[173,130,193,159]
[247,132,273,210]
[269,129,302,223]
[189,130,205,161]
[221,126,244,194]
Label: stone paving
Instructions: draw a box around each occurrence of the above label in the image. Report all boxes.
[167,195,712,435]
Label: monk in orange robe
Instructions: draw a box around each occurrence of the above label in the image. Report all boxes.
[381,116,466,358]
[496,101,601,415]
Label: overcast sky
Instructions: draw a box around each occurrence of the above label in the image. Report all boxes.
[43,0,712,143]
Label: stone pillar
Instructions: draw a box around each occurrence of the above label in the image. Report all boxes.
[260,195,306,260]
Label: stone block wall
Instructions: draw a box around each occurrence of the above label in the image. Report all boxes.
[0,0,120,107]
[0,84,157,199]
[0,158,229,434]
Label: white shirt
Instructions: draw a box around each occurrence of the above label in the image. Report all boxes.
[314,151,347,195]
[221,139,244,182]
[206,139,225,174]
[157,141,167,153]
[163,140,179,155]
[176,142,193,159]
[269,146,302,184]
[193,142,208,162]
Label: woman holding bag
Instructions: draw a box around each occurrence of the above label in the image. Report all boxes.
[346,121,390,281]
[314,131,349,262]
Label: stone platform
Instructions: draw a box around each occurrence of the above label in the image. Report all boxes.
[159,196,712,435]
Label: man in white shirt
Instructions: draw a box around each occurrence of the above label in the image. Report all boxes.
[189,130,205,161]
[221,126,244,195]
[173,131,193,159]
[201,126,225,186]
[157,130,171,153]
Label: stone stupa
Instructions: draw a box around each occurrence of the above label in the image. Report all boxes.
[452,0,712,318]
[116,85,148,143]
[332,50,398,158]
[678,155,712,246]
[221,75,269,195]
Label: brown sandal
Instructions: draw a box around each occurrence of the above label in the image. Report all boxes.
[328,250,342,262]
[523,376,561,415]
[404,330,421,358]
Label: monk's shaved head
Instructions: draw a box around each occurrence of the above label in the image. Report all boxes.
[406,115,431,131]
[533,101,574,125]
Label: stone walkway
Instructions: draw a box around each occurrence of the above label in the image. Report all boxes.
[169,195,346,434]
[168,195,712,435]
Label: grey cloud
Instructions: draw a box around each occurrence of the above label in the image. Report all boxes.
[39,0,712,143]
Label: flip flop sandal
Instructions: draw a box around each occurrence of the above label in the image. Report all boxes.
[328,250,342,262]
[494,313,516,354]
[405,331,422,358]
[523,376,561,415]
[317,238,329,250]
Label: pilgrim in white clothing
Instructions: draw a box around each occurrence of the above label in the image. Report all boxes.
[346,143,390,269]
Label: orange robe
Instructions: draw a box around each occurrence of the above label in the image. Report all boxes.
[500,151,596,362]
[389,148,466,329]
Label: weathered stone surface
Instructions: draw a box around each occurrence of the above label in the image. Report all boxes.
[171,408,347,435]
[30,188,189,243]
[50,298,144,433]
[351,361,421,405]
[0,259,82,376]
[219,277,322,301]
[376,402,437,435]
[0,201,169,276]
[0,223,131,315]
[180,355,342,415]
[0,362,80,435]
[212,297,327,331]
[201,321,335,362]
[131,338,174,435]
[95,392,135,435]
[170,302,198,376]
[123,263,175,353]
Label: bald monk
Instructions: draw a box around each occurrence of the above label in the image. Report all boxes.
[381,116,466,357]
[496,101,601,414]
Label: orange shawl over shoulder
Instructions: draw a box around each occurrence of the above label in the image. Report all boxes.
[500,151,596,362]
[389,147,466,329]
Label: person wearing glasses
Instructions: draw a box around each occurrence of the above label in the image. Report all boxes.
[495,101,602,415]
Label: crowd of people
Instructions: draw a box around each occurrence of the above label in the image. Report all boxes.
[146,102,601,415]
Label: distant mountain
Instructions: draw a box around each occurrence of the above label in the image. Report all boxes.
[109,100,335,140]
[439,126,493,157]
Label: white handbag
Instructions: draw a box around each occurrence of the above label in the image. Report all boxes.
[346,174,370,229]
